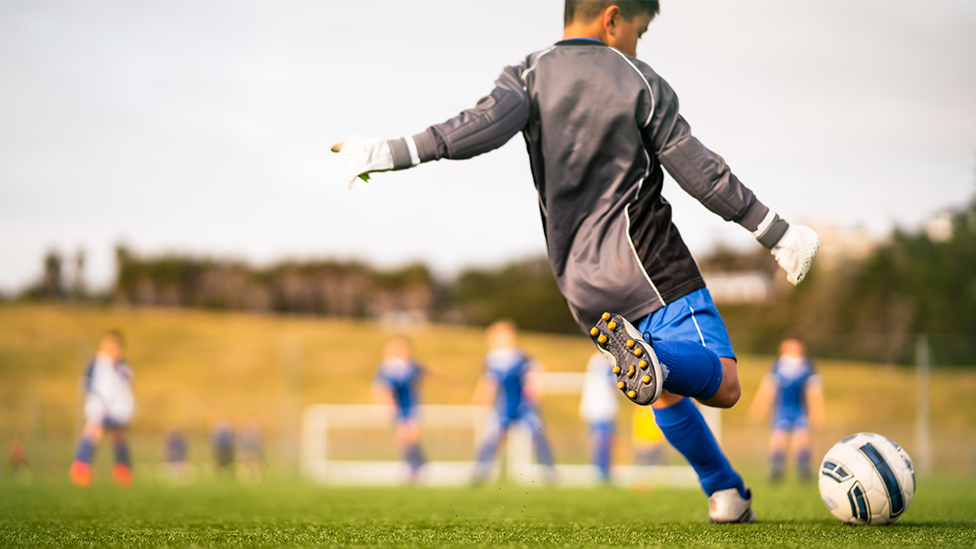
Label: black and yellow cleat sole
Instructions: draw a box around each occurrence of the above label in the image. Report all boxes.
[591,312,664,406]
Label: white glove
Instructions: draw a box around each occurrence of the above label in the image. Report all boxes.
[330,135,394,189]
[771,225,819,285]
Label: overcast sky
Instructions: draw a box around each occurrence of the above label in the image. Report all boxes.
[1,0,974,292]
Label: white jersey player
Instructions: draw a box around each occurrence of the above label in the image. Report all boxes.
[70,331,136,487]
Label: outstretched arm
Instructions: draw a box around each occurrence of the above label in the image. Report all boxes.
[806,377,826,428]
[371,381,394,407]
[332,66,529,188]
[470,376,498,406]
[643,71,819,285]
[523,361,546,405]
[747,374,777,423]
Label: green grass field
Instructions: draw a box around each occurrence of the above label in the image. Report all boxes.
[2,304,976,547]
[2,478,975,547]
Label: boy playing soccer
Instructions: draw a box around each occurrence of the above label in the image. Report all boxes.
[748,337,825,481]
[333,1,817,521]
[469,320,555,484]
[70,330,135,487]
[372,336,427,481]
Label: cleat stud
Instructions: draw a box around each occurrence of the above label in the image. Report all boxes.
[597,335,608,344]
[617,382,626,390]
[627,390,637,399]
[601,312,611,321]
[612,366,621,374]
[627,365,635,377]
[639,360,647,370]
[634,348,642,357]
[626,340,635,348]
[590,327,599,337]
[642,375,651,384]
[607,321,617,330]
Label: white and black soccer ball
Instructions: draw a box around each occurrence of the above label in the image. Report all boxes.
[818,432,916,525]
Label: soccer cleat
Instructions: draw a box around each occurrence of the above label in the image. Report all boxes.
[70,460,91,487]
[113,464,133,487]
[708,487,757,524]
[592,312,665,406]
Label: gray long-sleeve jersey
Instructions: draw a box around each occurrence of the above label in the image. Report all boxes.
[387,39,789,333]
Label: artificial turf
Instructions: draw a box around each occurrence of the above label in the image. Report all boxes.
[1,477,974,547]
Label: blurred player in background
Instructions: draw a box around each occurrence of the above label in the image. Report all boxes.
[332,0,818,520]
[212,420,235,479]
[161,428,191,483]
[7,438,30,484]
[579,352,620,483]
[470,320,555,484]
[239,419,265,483]
[372,336,427,482]
[748,337,825,481]
[70,330,135,487]
[632,406,667,467]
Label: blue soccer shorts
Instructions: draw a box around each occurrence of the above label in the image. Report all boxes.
[635,287,736,360]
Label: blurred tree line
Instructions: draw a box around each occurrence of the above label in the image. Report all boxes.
[719,196,976,366]
[12,195,976,365]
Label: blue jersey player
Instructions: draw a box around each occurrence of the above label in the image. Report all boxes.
[748,337,825,481]
[470,320,555,484]
[372,337,426,480]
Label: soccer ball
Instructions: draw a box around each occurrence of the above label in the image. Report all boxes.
[818,432,916,525]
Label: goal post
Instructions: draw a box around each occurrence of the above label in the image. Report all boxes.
[300,372,719,487]
[301,404,496,486]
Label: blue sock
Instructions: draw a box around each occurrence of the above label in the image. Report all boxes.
[654,398,746,498]
[652,340,723,400]
[798,448,811,478]
[404,444,426,471]
[74,437,96,464]
[113,439,131,467]
[532,430,555,468]
[771,450,785,480]
[592,426,612,481]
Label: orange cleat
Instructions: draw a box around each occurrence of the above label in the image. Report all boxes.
[70,460,91,487]
[112,464,133,487]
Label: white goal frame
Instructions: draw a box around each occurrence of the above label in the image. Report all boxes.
[300,373,719,487]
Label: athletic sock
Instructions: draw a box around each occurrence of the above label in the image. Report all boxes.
[74,437,96,464]
[653,397,746,498]
[771,450,785,481]
[472,430,501,482]
[651,340,723,401]
[797,448,811,479]
[404,444,426,471]
[531,430,555,468]
[113,439,131,467]
[592,427,612,482]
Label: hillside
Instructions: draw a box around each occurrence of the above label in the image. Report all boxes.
[1,304,973,472]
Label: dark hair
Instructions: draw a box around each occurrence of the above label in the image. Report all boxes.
[103,329,125,347]
[564,1,660,26]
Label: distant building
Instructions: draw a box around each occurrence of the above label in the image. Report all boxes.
[704,270,773,304]
[808,224,878,271]
[925,212,954,243]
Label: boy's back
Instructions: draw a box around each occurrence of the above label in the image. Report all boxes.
[333,1,819,517]
[409,40,771,329]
